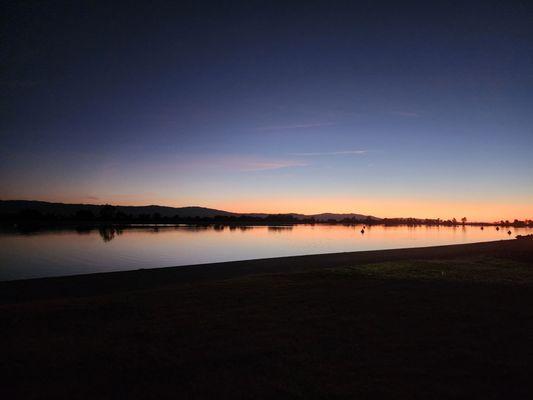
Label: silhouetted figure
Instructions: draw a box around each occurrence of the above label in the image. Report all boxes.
[507,230,512,235]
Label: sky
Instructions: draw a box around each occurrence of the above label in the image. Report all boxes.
[1,0,532,221]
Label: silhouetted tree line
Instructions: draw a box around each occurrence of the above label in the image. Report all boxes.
[381,217,533,227]
[382,218,451,226]
[497,219,532,227]
[2,206,532,227]
[1,207,316,225]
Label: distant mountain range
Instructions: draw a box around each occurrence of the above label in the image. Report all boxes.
[0,200,381,221]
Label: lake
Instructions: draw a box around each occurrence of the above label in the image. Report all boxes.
[0,224,530,281]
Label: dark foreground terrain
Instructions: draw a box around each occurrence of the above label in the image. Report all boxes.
[1,240,533,399]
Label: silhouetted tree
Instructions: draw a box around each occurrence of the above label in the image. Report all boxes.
[138,213,150,221]
[115,211,129,220]
[99,205,116,220]
[75,210,95,220]
[18,209,43,220]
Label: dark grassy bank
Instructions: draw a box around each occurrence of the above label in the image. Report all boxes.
[2,240,533,399]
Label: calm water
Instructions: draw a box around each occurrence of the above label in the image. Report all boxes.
[0,224,530,281]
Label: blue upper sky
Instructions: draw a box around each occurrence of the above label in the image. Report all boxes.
[1,0,532,220]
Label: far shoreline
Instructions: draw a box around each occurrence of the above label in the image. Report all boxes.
[2,220,531,236]
[2,220,530,229]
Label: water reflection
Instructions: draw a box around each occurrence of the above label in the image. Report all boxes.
[75,226,92,235]
[268,226,294,232]
[89,224,259,242]
[2,223,531,245]
[1,224,531,281]
[98,226,123,242]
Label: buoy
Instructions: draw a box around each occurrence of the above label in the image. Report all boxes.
[496,227,500,231]
[480,226,484,230]
[508,230,512,235]
[361,229,365,234]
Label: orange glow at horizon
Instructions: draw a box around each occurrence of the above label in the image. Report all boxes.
[49,196,533,222]
[39,194,533,222]
[212,196,533,222]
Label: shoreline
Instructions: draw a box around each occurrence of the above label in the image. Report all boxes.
[2,239,531,304]
[2,220,531,230]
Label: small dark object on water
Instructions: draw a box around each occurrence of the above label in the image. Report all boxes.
[361,229,365,234]
[516,234,533,240]
[508,230,512,235]
[496,227,500,231]
[480,226,484,230]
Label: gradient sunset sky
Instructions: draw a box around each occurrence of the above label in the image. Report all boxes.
[2,1,532,221]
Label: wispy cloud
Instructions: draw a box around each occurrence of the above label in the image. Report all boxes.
[181,155,308,172]
[289,150,367,156]
[225,159,308,171]
[255,122,335,131]
[391,111,420,118]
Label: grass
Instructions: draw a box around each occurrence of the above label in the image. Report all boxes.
[327,256,533,284]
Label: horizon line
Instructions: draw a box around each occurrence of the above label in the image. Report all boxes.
[2,198,530,223]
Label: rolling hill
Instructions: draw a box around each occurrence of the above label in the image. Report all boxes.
[0,200,380,221]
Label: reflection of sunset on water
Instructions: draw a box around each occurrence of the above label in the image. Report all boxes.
[2,224,531,281]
